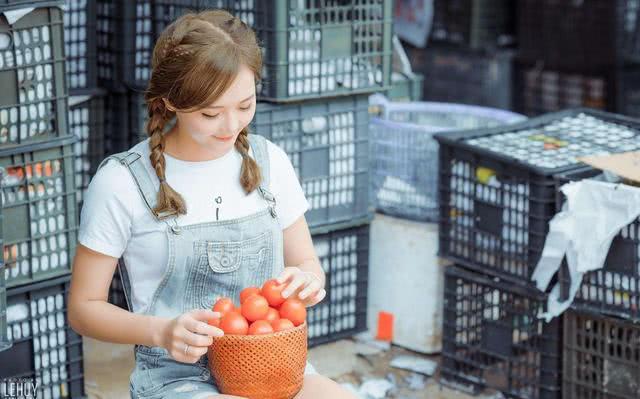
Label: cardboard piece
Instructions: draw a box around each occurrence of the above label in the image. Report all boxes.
[579,151,640,184]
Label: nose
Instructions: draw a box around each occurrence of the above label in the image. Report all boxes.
[222,112,240,135]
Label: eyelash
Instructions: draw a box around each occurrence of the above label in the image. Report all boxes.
[202,106,252,119]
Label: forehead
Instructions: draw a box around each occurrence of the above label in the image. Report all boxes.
[206,65,255,108]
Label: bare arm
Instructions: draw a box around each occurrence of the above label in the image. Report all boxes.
[67,244,166,347]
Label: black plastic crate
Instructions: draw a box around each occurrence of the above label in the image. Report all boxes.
[517,0,640,72]
[63,0,98,92]
[96,0,392,101]
[307,219,370,347]
[0,167,7,353]
[108,269,127,310]
[513,61,640,118]
[69,91,105,206]
[563,309,640,399]
[441,265,562,399]
[406,44,513,110]
[0,0,59,11]
[0,5,68,148]
[555,168,640,322]
[253,95,370,228]
[435,109,640,286]
[1,275,85,398]
[431,0,515,50]
[1,136,78,288]
[104,89,147,155]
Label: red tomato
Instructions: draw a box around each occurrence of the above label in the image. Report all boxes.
[240,286,261,304]
[207,317,220,328]
[241,295,269,322]
[264,307,279,323]
[261,279,286,307]
[248,320,274,335]
[271,318,295,332]
[213,298,235,316]
[220,311,249,335]
[279,298,306,326]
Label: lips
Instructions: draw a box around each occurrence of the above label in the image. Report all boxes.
[214,135,234,141]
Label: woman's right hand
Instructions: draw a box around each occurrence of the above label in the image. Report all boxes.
[156,308,224,363]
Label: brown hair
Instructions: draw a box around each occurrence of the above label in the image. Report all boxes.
[144,10,263,219]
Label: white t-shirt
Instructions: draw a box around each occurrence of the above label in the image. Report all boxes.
[78,138,309,313]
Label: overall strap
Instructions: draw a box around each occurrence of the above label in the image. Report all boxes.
[248,134,277,218]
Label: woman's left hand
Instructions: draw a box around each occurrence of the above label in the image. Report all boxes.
[276,267,326,307]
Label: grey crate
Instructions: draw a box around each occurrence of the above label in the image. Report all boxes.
[1,136,78,288]
[104,89,147,155]
[229,0,393,101]
[2,275,86,398]
[69,91,106,205]
[96,0,393,101]
[63,0,98,92]
[0,167,7,353]
[307,218,370,347]
[253,95,371,228]
[385,71,424,102]
[370,99,525,221]
[0,5,68,148]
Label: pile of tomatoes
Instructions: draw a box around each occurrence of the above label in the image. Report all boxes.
[209,279,307,335]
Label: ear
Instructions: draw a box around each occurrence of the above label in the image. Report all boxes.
[162,98,176,112]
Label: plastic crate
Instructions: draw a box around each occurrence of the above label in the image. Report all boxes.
[407,44,514,110]
[431,0,515,50]
[1,275,85,398]
[554,168,640,322]
[384,71,424,102]
[253,95,370,228]
[69,91,105,206]
[517,0,640,72]
[104,89,147,155]
[441,265,562,399]
[96,0,392,101]
[515,62,640,118]
[108,269,127,310]
[307,218,370,347]
[1,136,78,288]
[563,309,640,399]
[0,167,7,353]
[0,5,68,148]
[370,98,525,221]
[435,109,640,286]
[0,0,59,10]
[63,0,98,92]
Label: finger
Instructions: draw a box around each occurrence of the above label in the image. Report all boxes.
[189,308,221,323]
[298,279,322,300]
[184,316,224,338]
[276,267,298,284]
[305,288,326,307]
[282,274,306,298]
[183,330,214,348]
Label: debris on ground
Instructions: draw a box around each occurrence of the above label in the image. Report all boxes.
[390,355,438,376]
[353,331,392,352]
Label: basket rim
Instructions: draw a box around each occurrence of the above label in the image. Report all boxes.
[209,321,307,343]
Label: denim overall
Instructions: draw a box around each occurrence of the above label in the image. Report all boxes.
[98,134,314,398]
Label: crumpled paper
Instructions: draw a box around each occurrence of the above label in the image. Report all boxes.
[532,179,640,321]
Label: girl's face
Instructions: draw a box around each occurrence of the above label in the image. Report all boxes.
[171,64,257,153]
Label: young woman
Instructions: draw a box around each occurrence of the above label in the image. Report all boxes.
[68,10,357,399]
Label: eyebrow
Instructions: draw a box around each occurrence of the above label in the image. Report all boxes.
[205,94,255,109]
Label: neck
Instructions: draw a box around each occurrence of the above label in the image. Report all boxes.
[163,125,234,161]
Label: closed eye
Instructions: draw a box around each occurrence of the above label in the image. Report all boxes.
[202,113,220,119]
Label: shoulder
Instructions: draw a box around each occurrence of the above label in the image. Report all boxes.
[263,138,291,166]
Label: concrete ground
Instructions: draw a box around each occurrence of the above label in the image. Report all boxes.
[82,335,486,399]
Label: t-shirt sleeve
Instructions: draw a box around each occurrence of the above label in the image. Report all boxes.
[267,141,310,230]
[78,160,136,258]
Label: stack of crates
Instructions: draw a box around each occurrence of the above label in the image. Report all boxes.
[404,0,516,110]
[0,1,86,397]
[515,0,640,117]
[95,0,391,346]
[434,108,640,398]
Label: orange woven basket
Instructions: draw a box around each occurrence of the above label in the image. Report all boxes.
[207,322,308,399]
